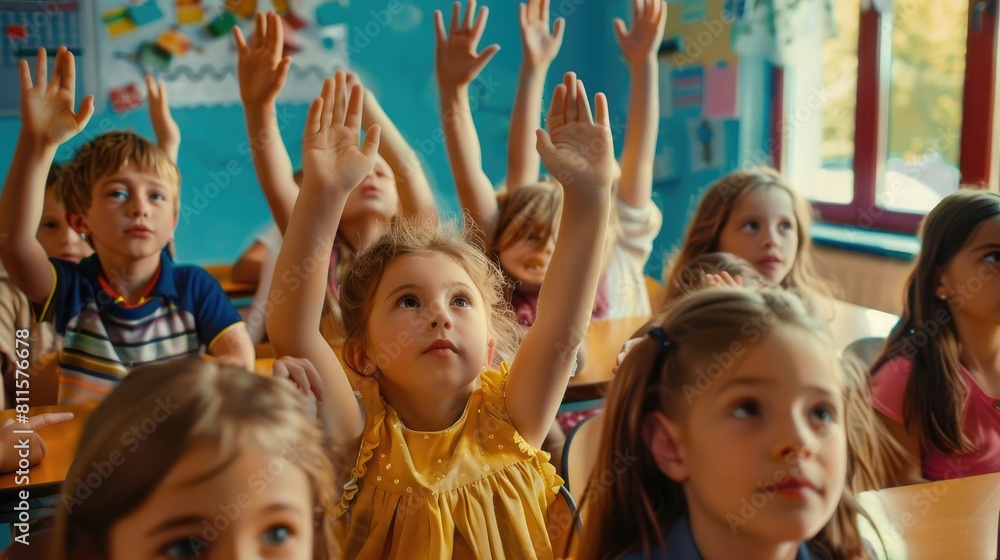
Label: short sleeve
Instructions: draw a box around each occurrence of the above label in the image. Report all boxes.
[43,258,79,332]
[176,266,243,347]
[615,198,662,259]
[480,362,513,424]
[870,357,912,424]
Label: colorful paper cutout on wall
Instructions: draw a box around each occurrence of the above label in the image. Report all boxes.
[686,118,726,172]
[680,0,707,23]
[110,82,143,113]
[702,61,738,118]
[670,65,704,119]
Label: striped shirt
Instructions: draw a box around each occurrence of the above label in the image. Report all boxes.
[40,251,243,403]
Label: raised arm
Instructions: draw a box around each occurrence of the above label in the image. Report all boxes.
[0,47,93,304]
[267,73,380,448]
[434,1,502,245]
[506,73,615,447]
[506,0,564,189]
[352,76,436,217]
[145,75,180,164]
[233,13,298,234]
[613,0,666,207]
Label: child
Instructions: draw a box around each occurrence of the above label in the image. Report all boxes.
[0,47,254,404]
[870,190,1000,483]
[580,288,878,559]
[234,13,436,302]
[664,167,830,303]
[48,355,338,559]
[268,70,615,557]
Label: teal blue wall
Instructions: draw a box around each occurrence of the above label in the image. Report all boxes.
[0,0,766,278]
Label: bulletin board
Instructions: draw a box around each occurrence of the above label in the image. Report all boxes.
[93,0,350,112]
[0,0,94,115]
[663,0,738,68]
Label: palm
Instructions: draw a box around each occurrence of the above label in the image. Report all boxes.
[234,13,289,105]
[303,126,371,194]
[434,1,499,88]
[543,122,613,188]
[436,39,485,86]
[522,23,561,66]
[614,0,667,63]
[23,88,81,145]
[617,25,663,61]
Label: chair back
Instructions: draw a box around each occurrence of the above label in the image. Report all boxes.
[562,413,604,498]
[547,485,582,560]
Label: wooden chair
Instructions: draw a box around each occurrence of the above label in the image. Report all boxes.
[547,485,582,560]
[562,413,604,498]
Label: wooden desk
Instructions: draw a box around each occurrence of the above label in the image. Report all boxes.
[255,316,650,403]
[0,403,96,501]
[205,265,258,301]
[857,472,1000,560]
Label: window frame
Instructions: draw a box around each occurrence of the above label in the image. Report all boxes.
[774,1,998,234]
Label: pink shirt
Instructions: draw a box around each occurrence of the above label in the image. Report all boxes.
[871,357,1000,480]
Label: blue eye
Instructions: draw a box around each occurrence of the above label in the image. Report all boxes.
[396,295,419,308]
[263,525,293,546]
[110,189,128,200]
[984,251,1000,264]
[151,192,168,202]
[160,537,207,559]
[812,405,837,425]
[452,296,471,307]
[741,221,759,232]
[778,221,794,232]
[732,400,760,419]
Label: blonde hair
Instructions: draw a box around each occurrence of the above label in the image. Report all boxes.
[48,357,338,560]
[335,214,522,367]
[577,288,881,559]
[491,182,562,257]
[664,167,830,301]
[60,131,181,220]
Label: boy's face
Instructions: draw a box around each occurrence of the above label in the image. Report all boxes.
[69,164,178,263]
[37,188,93,263]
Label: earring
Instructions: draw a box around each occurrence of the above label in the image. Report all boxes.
[362,363,372,377]
[80,232,86,240]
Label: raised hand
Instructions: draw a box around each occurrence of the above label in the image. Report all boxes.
[434,0,500,88]
[301,71,381,196]
[233,12,291,107]
[519,0,564,68]
[536,73,615,191]
[19,47,94,149]
[704,271,744,288]
[613,0,668,65]
[145,75,180,162]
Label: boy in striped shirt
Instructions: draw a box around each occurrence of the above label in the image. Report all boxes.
[0,48,254,403]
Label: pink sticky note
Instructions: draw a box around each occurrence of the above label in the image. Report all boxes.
[703,62,739,119]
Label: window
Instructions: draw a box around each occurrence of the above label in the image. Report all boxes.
[778,0,997,233]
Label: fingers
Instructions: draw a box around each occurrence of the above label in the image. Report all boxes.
[29,412,74,430]
[563,72,578,123]
[345,82,363,130]
[267,12,283,62]
[518,2,527,29]
[35,47,47,89]
[47,48,64,95]
[55,47,72,94]
[254,11,266,46]
[546,82,567,131]
[76,95,95,129]
[319,77,335,129]
[232,24,248,54]
[540,0,550,20]
[552,17,565,42]
[612,18,628,45]
[474,44,501,74]
[305,96,323,136]
[19,59,32,91]
[535,128,556,161]
[463,0,476,30]
[145,74,157,101]
[275,357,326,401]
[449,1,460,35]
[470,5,489,43]
[361,124,381,160]
[594,92,610,129]
[576,79,593,124]
[433,10,447,45]
[331,71,347,127]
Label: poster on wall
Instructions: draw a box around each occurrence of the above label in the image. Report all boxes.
[0,0,94,115]
[94,0,350,111]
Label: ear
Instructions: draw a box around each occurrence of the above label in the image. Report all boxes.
[642,411,688,482]
[484,338,496,368]
[66,211,89,236]
[343,340,369,375]
[934,265,951,301]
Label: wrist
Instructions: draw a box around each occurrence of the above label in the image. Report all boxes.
[628,56,658,72]
[16,132,58,158]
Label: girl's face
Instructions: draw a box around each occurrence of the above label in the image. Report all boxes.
[717,187,799,284]
[37,188,93,263]
[364,252,492,396]
[938,217,1000,325]
[653,326,846,550]
[498,232,555,289]
[340,154,399,226]
[109,443,314,560]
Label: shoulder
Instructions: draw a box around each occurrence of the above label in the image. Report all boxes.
[870,357,913,423]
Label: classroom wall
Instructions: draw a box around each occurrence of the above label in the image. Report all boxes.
[0,0,757,277]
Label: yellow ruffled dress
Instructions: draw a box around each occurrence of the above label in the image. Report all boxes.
[335,363,563,559]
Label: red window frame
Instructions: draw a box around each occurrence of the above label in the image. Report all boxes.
[771,1,998,234]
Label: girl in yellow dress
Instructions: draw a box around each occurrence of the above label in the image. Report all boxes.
[268,70,616,558]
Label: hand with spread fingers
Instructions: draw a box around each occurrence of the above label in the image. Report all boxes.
[233,12,292,108]
[519,0,564,68]
[434,0,501,89]
[19,47,94,149]
[613,0,668,65]
[145,74,180,163]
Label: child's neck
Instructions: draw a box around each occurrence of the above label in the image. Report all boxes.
[379,378,476,432]
[688,511,802,560]
[98,250,162,306]
[953,313,1000,392]
[337,217,386,254]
